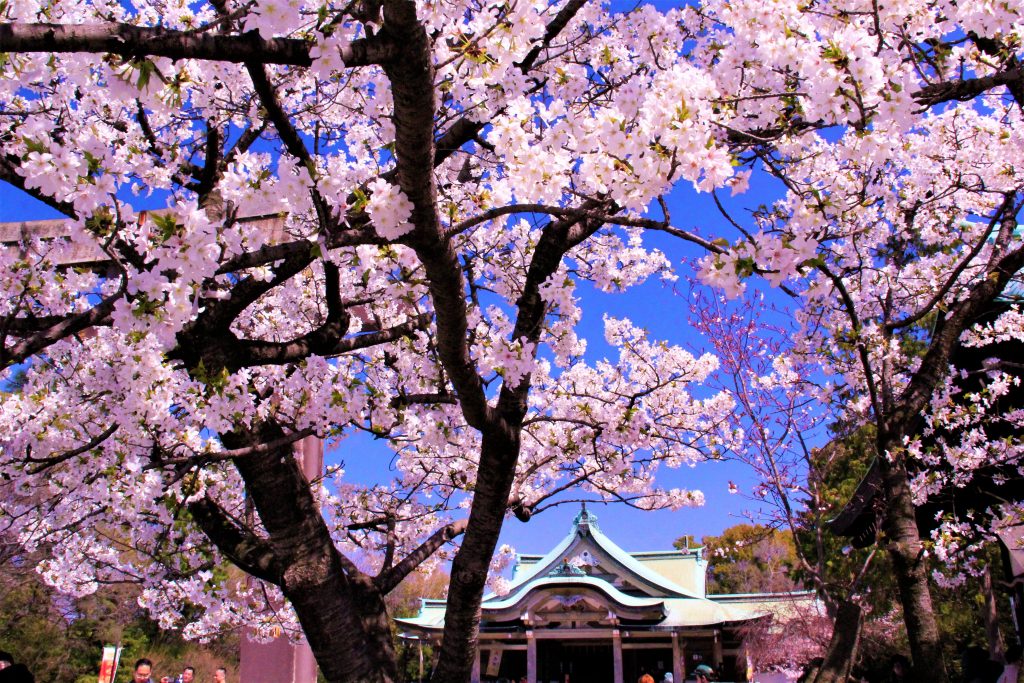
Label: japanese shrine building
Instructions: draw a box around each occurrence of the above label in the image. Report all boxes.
[396,506,815,682]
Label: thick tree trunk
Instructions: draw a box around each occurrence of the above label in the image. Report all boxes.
[813,599,862,683]
[228,426,399,683]
[431,432,520,682]
[879,454,947,683]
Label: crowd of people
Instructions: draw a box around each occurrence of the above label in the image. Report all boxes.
[131,658,229,683]
[0,651,229,683]
[637,663,714,683]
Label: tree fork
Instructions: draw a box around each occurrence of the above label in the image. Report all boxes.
[226,426,400,682]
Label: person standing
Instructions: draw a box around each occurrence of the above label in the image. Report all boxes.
[0,663,35,683]
[213,668,227,683]
[694,664,716,683]
[998,646,1022,683]
[177,666,195,683]
[133,659,156,683]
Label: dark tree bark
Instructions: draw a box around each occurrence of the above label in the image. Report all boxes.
[226,424,399,683]
[0,22,391,67]
[983,566,1006,662]
[812,599,862,683]
[877,453,946,682]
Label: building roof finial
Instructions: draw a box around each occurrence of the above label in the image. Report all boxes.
[573,502,598,532]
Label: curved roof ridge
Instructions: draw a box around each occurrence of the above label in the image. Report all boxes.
[487,509,705,603]
[586,524,704,599]
[483,525,579,602]
[483,575,666,611]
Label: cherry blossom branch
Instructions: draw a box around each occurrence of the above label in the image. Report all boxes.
[815,260,883,417]
[893,212,1024,426]
[389,392,457,407]
[146,428,317,469]
[381,516,397,572]
[0,22,392,67]
[23,423,120,474]
[245,62,316,176]
[374,518,467,594]
[316,312,432,358]
[189,304,427,371]
[189,495,283,585]
[0,153,79,219]
[446,202,726,254]
[914,66,1024,108]
[216,224,385,273]
[430,0,589,168]
[517,0,587,71]
[886,198,1014,331]
[2,281,125,369]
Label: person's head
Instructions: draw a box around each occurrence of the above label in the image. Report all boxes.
[0,651,12,670]
[663,674,674,683]
[694,664,715,682]
[181,666,194,683]
[0,663,34,683]
[133,658,153,683]
[890,653,910,677]
[639,675,656,683]
[962,645,989,674]
[214,668,227,683]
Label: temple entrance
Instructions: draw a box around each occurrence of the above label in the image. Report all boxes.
[537,641,614,683]
[479,648,527,682]
[623,647,673,683]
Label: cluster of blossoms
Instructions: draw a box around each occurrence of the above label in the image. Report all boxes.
[0,0,1022,673]
[0,0,759,644]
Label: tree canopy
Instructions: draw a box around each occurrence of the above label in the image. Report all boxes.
[1,0,1023,681]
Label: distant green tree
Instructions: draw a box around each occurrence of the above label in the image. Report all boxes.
[0,540,238,683]
[685,524,800,594]
[386,569,448,683]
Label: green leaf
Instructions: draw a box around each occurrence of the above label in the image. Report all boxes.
[351,187,369,212]
[136,59,157,90]
[151,213,181,242]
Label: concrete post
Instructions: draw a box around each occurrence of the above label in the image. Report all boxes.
[238,437,323,683]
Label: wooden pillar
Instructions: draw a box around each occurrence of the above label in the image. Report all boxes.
[672,632,684,683]
[527,630,537,683]
[471,646,481,683]
[612,629,624,683]
[713,629,723,671]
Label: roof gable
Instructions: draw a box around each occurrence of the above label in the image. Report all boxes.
[488,506,704,606]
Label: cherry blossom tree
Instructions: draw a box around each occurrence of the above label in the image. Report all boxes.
[3,1,1024,682]
[688,290,887,683]
[0,0,743,681]
[688,2,1024,680]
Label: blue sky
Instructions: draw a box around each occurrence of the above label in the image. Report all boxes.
[0,0,810,557]
[0,155,798,558]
